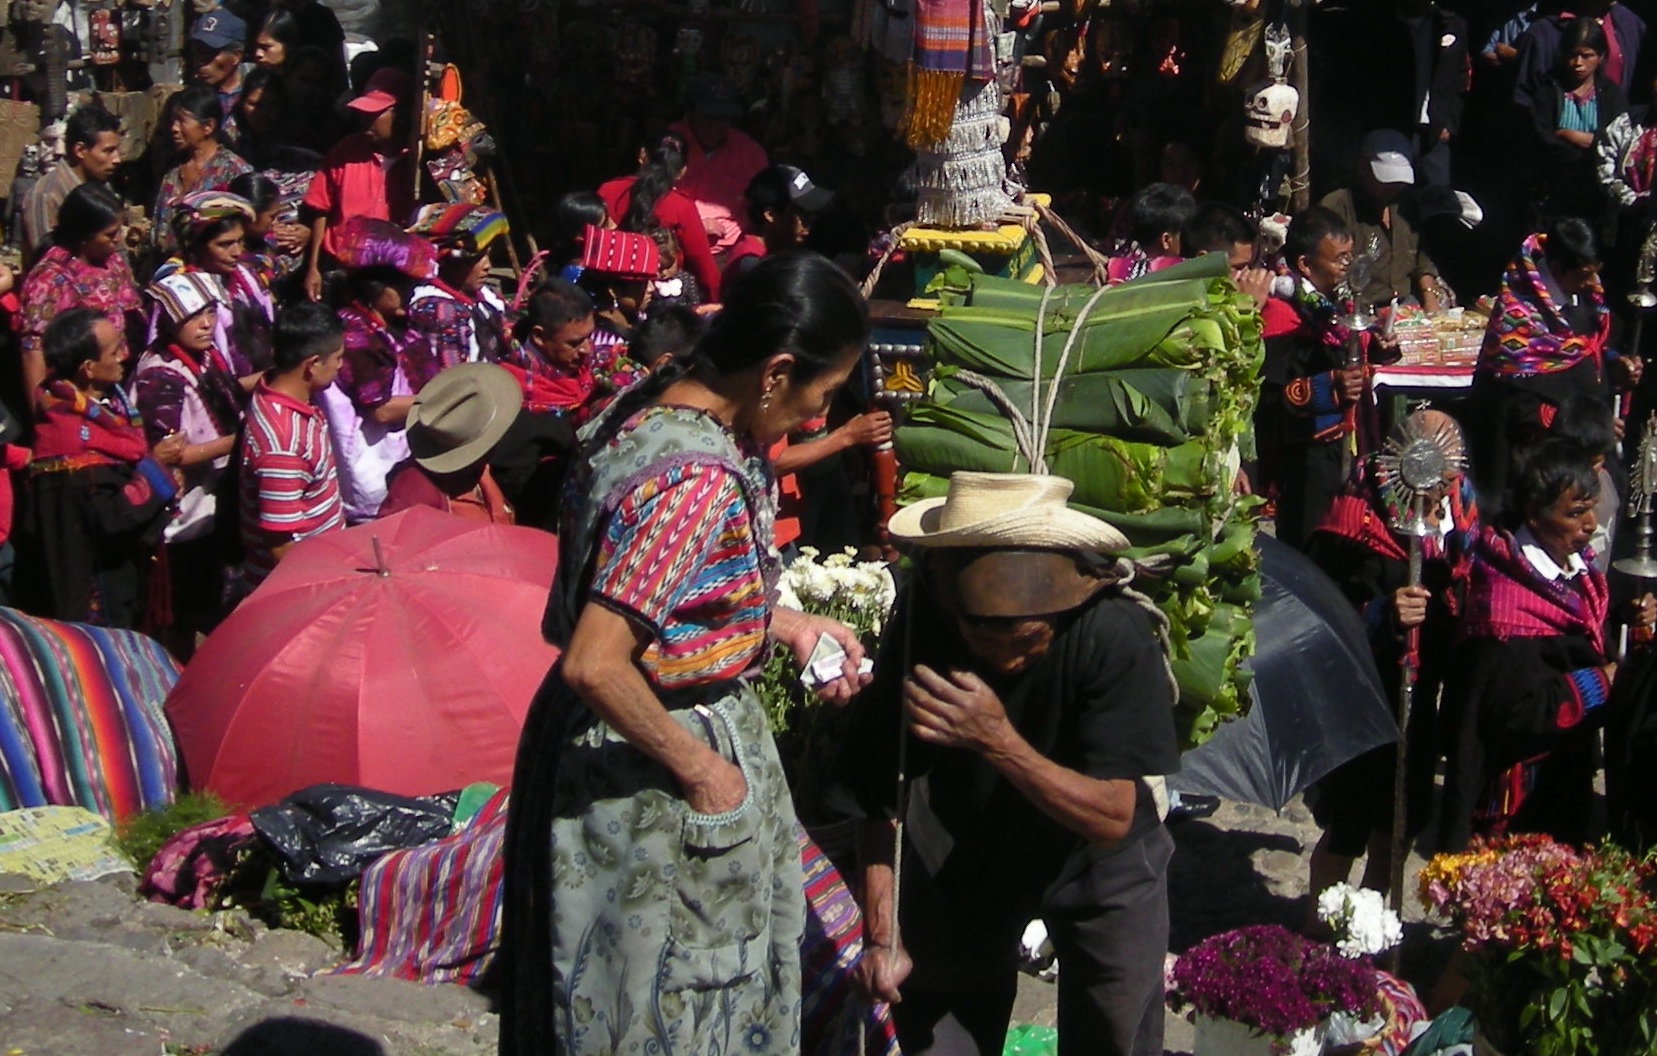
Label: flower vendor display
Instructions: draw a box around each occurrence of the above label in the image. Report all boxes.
[1169,924,1380,1056]
[893,253,1264,746]
[1419,834,1657,1056]
[759,547,898,821]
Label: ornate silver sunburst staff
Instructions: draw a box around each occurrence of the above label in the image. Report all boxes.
[1372,410,1467,934]
[1616,414,1657,650]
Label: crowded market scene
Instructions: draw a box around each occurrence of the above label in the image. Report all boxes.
[11,0,1657,1053]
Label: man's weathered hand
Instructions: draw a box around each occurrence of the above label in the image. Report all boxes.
[852,943,913,1005]
[904,665,1013,754]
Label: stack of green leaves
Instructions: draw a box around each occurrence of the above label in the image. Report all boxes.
[894,255,1265,747]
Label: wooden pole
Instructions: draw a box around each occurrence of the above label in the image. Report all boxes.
[1288,0,1312,212]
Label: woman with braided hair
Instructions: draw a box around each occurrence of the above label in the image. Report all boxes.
[597,129,722,301]
[499,252,873,1056]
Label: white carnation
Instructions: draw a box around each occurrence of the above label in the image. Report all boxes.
[1315,882,1402,958]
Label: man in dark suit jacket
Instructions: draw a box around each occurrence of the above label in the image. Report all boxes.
[1315,1,1471,189]
[1374,0,1473,189]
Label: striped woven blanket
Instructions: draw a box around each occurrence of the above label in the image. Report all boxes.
[339,794,900,1056]
[0,607,180,820]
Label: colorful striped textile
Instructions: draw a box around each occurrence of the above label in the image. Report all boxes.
[341,794,901,1056]
[336,788,509,985]
[1477,232,1609,378]
[800,828,901,1056]
[1370,969,1428,1056]
[0,607,180,821]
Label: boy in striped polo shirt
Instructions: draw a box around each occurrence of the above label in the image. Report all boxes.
[240,302,346,589]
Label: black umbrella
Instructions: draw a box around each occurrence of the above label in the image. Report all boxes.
[1173,534,1398,810]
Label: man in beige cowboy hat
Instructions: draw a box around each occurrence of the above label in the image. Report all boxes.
[834,472,1180,1056]
[378,363,522,523]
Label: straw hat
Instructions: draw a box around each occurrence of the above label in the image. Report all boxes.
[406,364,524,475]
[889,472,1129,552]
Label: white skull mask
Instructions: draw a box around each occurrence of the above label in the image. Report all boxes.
[1243,81,1297,150]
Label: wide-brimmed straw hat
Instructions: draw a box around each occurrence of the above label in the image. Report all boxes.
[406,364,523,475]
[889,472,1129,552]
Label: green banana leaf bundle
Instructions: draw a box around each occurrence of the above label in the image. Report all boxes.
[1171,603,1256,749]
[894,264,1265,747]
[895,404,1221,515]
[927,266,1259,460]
[931,366,1214,445]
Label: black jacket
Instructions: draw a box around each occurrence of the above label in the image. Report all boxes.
[1342,4,1472,140]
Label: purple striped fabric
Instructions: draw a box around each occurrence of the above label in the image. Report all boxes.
[335,789,509,985]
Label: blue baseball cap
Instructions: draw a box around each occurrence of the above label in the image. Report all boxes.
[191,9,247,52]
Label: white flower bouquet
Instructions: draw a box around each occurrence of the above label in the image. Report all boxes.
[759,548,898,821]
[1315,882,1404,1048]
[774,546,898,641]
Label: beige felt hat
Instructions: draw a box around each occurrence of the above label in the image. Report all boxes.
[406,363,524,475]
[888,472,1130,552]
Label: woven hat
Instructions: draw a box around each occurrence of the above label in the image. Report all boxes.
[148,271,229,325]
[406,363,524,475]
[579,225,660,280]
[410,204,508,258]
[889,472,1130,551]
[171,190,255,249]
[336,217,439,278]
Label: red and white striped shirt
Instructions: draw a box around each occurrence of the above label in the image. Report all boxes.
[240,381,344,587]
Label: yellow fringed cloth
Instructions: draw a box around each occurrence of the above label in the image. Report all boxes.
[902,0,991,150]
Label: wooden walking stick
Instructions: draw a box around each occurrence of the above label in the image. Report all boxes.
[1374,411,1467,964]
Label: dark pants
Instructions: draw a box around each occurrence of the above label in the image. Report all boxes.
[894,826,1173,1056]
[1273,442,1346,552]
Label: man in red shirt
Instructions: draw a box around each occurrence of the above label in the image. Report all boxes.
[240,302,346,589]
[301,68,416,301]
[668,73,769,253]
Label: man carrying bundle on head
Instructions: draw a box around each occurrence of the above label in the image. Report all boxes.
[832,471,1180,1056]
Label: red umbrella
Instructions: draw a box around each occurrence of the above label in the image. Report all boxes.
[166,507,560,809]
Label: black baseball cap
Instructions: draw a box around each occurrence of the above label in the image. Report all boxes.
[746,165,834,215]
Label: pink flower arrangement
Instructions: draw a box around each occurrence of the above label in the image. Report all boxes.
[1169,925,1379,1040]
[1420,834,1657,960]
[1419,834,1657,1054]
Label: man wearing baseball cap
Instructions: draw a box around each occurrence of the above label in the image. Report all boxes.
[189,7,250,138]
[300,67,418,302]
[1318,128,1446,312]
[724,164,835,279]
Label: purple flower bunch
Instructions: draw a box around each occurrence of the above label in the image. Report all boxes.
[1170,925,1380,1037]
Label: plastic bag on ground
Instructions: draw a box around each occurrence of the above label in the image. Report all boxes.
[1003,1023,1058,1056]
[249,784,460,886]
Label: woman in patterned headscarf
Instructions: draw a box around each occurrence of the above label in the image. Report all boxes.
[152,190,275,392]
[1468,217,1640,519]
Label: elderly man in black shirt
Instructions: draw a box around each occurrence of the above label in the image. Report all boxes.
[835,472,1180,1056]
